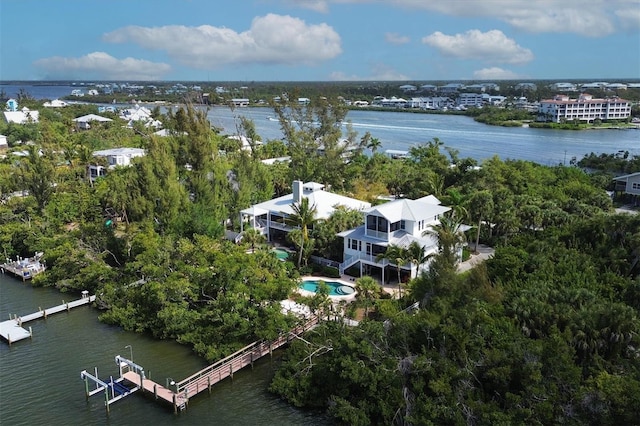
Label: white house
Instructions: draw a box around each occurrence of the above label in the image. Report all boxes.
[119,105,162,128]
[43,99,68,108]
[613,172,640,201]
[88,147,145,182]
[72,114,113,130]
[240,180,371,242]
[0,135,8,152]
[337,195,452,282]
[3,107,39,124]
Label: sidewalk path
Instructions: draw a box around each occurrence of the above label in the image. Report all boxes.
[457,244,495,273]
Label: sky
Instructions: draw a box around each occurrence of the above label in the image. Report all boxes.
[1,0,639,82]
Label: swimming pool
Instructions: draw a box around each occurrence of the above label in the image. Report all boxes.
[272,248,290,260]
[299,279,355,296]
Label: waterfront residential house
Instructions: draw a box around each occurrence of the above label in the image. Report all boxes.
[613,172,640,204]
[72,114,113,130]
[87,147,145,182]
[537,94,631,123]
[43,99,68,108]
[240,180,371,242]
[337,195,457,282]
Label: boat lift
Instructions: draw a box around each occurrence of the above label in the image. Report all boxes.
[80,355,142,414]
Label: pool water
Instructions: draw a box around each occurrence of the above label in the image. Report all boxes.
[300,280,355,296]
[273,249,290,260]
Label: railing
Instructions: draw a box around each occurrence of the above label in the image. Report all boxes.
[339,252,392,274]
[175,315,319,399]
[268,221,296,232]
[309,255,340,269]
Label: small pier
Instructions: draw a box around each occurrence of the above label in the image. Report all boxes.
[0,291,95,344]
[83,315,319,414]
[1,253,46,281]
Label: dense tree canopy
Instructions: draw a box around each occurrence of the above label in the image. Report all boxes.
[0,96,638,423]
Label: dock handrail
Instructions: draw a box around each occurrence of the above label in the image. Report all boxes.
[175,315,319,396]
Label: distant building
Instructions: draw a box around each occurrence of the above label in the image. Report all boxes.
[87,148,145,182]
[3,107,39,124]
[458,93,484,108]
[43,99,68,108]
[72,114,113,130]
[538,94,631,123]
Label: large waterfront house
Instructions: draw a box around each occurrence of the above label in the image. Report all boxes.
[3,107,39,124]
[240,180,371,242]
[537,94,631,123]
[337,195,456,282]
[87,147,145,182]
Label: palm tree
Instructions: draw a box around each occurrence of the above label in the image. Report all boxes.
[367,137,382,154]
[423,214,467,267]
[242,227,265,253]
[406,241,428,278]
[376,244,409,298]
[355,276,379,317]
[287,197,318,267]
[470,190,494,253]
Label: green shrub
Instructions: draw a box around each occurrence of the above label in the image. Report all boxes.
[321,266,340,278]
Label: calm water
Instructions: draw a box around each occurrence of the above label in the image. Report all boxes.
[2,83,638,165]
[205,106,640,166]
[0,274,330,425]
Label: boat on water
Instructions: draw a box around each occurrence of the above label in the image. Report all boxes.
[1,252,46,281]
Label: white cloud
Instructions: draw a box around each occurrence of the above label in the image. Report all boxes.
[330,63,409,80]
[33,52,171,80]
[287,0,329,12]
[103,14,342,69]
[615,7,640,31]
[422,30,534,65]
[473,67,524,80]
[293,0,631,37]
[385,32,410,45]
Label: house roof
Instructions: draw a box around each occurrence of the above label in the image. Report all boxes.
[3,109,39,124]
[73,114,113,123]
[93,147,145,157]
[243,183,370,220]
[613,172,640,181]
[364,198,450,223]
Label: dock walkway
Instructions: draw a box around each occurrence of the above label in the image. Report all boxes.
[114,315,320,413]
[0,293,96,344]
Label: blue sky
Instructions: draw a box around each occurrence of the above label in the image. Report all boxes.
[1,0,639,81]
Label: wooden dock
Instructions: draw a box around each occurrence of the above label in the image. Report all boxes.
[1,253,46,281]
[114,315,319,413]
[0,293,96,344]
[175,315,319,405]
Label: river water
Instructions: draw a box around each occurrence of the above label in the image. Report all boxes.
[2,83,638,165]
[0,274,330,425]
[205,106,639,166]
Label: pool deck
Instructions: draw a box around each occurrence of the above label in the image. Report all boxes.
[299,276,357,302]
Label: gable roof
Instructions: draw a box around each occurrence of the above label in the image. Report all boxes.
[613,172,640,181]
[242,183,370,219]
[365,198,450,223]
[73,114,113,123]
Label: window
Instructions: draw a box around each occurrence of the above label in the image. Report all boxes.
[350,239,358,250]
[632,182,640,190]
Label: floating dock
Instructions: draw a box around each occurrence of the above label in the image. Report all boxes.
[0,291,95,344]
[1,253,46,281]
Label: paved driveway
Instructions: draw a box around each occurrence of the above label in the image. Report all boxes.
[458,244,495,273]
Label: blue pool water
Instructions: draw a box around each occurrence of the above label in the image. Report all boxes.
[273,249,290,260]
[300,280,355,296]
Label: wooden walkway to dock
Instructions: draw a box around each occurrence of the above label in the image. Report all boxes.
[175,315,319,406]
[0,293,96,344]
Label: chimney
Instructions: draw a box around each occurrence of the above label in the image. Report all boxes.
[292,180,302,204]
